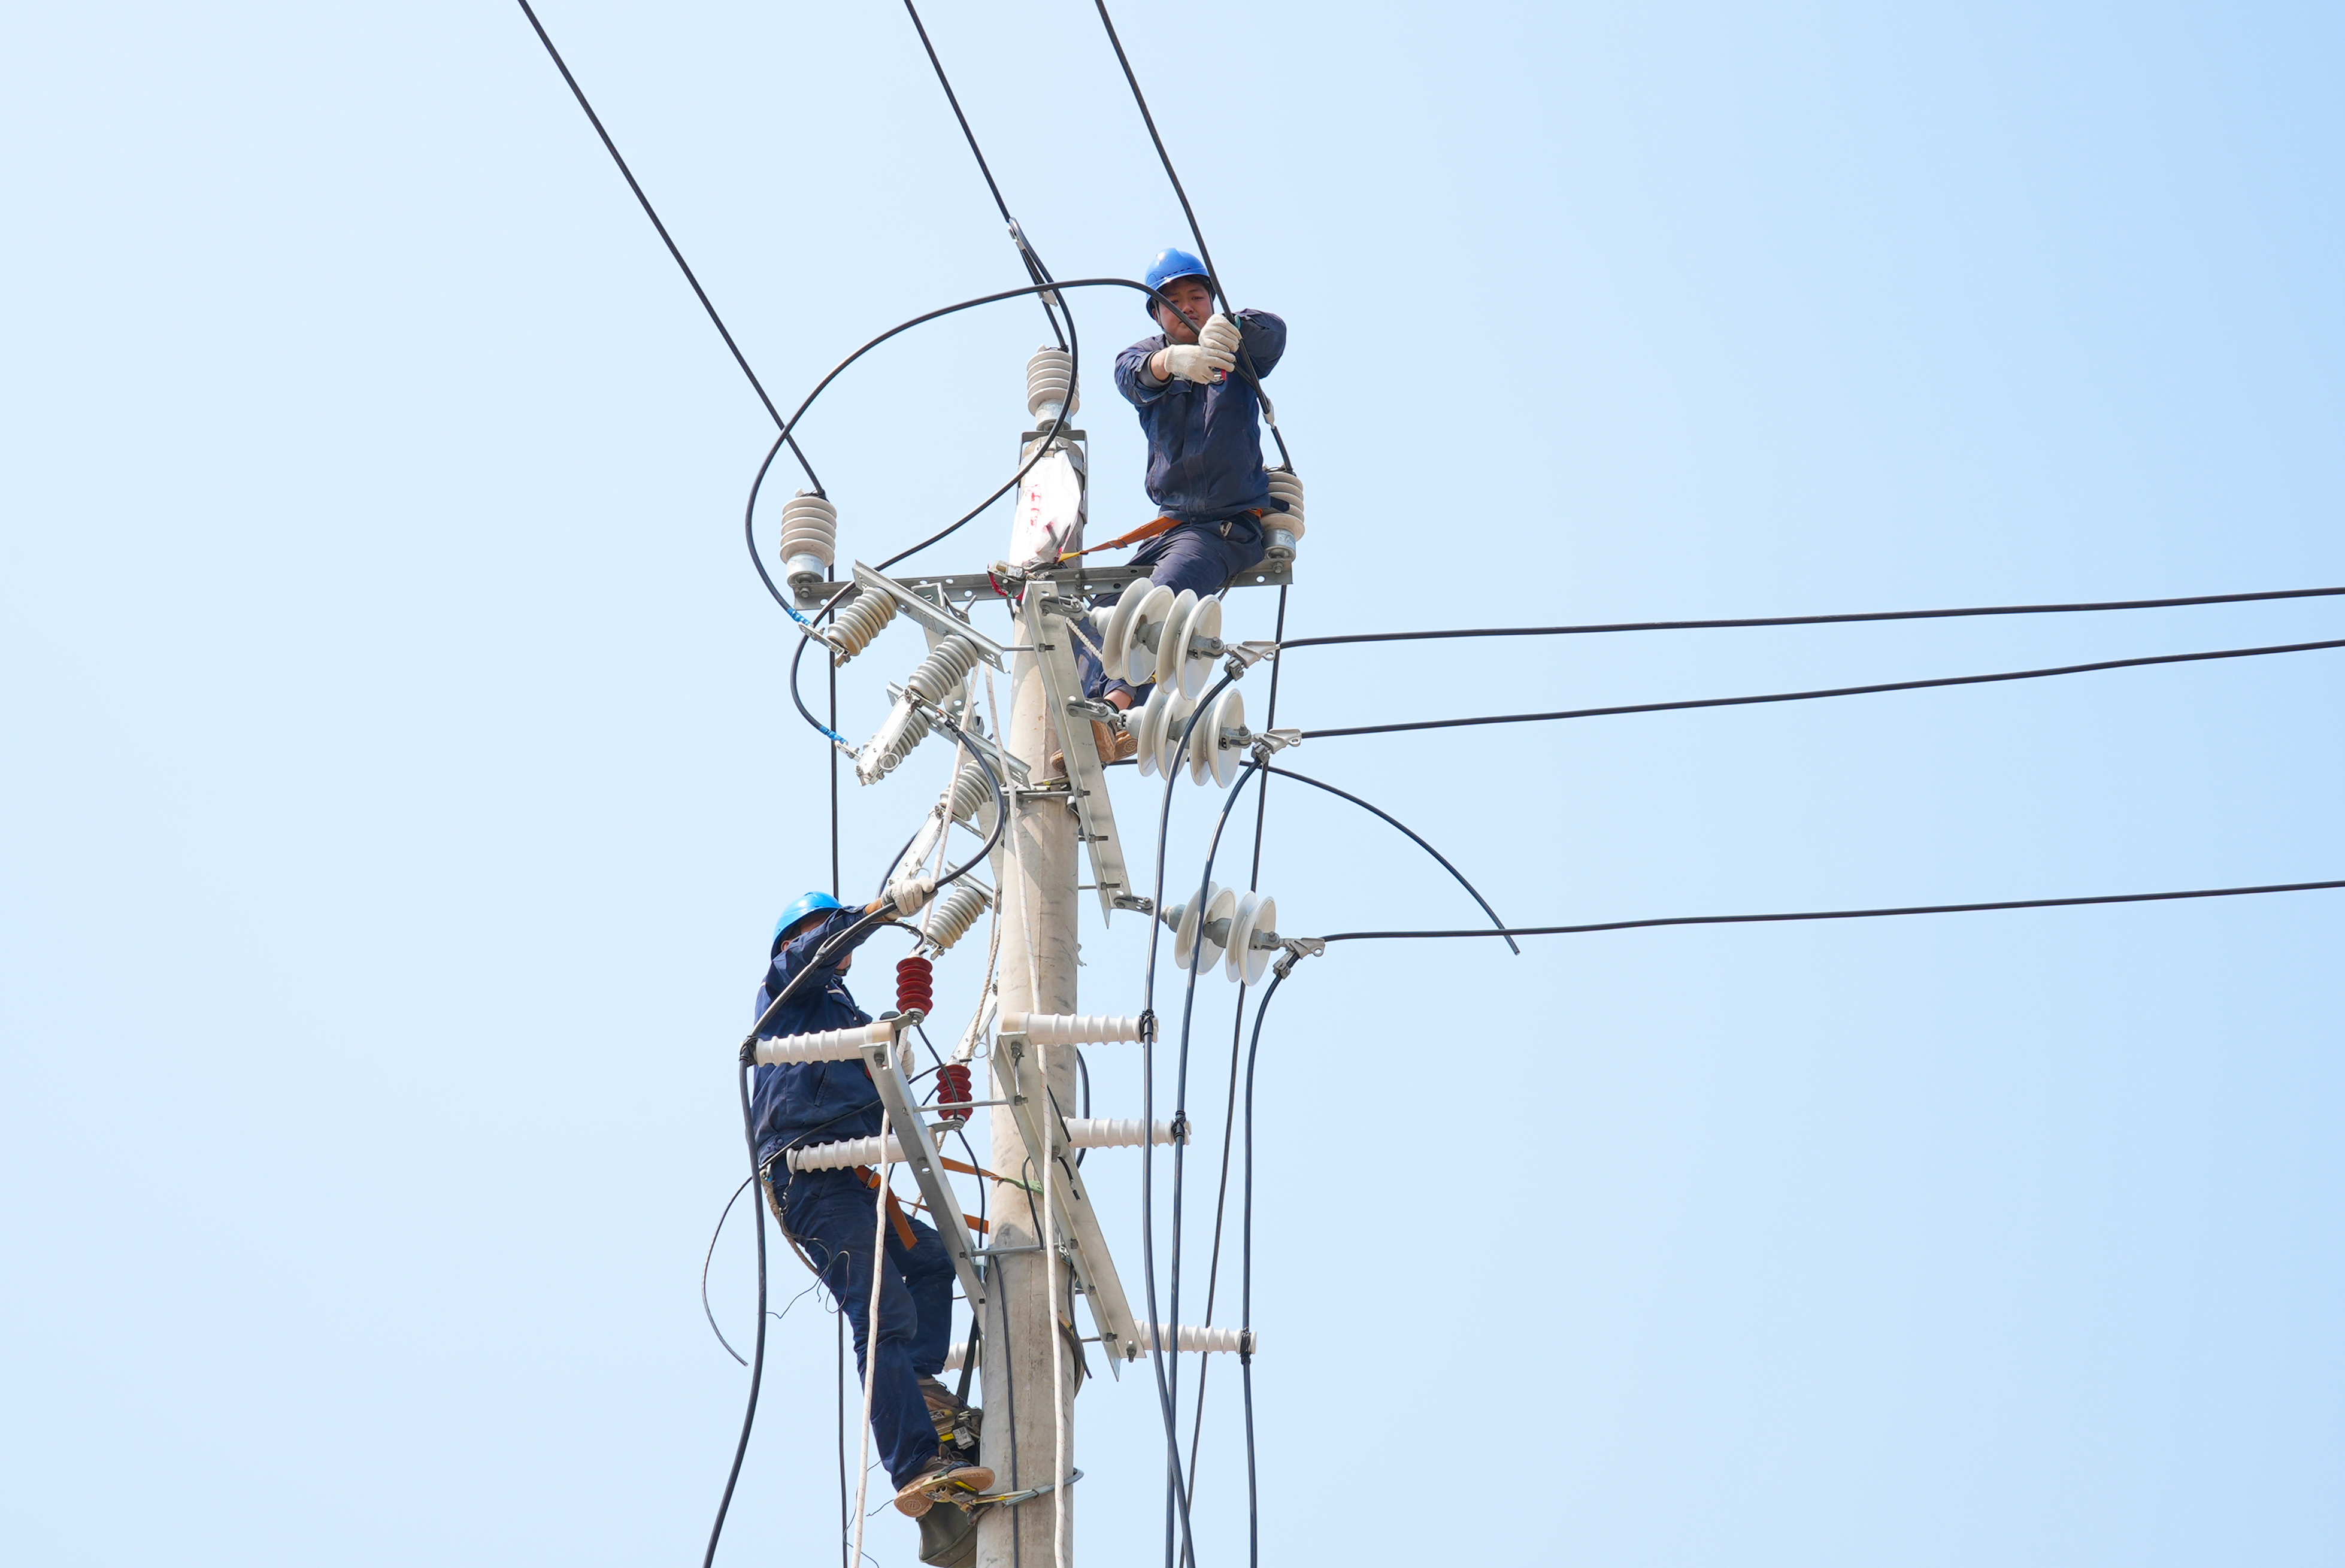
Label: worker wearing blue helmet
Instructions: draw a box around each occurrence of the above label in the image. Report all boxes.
[748,889,993,1521]
[1072,248,1288,753]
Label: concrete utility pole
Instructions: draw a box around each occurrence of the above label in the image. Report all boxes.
[979,384,1084,1568]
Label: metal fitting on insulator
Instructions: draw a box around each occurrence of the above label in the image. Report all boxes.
[777,492,839,595]
[896,956,935,1018]
[921,879,991,953]
[1262,471,1304,563]
[828,587,897,667]
[855,635,980,785]
[1025,346,1078,420]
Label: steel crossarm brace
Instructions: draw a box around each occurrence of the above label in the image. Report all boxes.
[850,561,1010,671]
[860,1028,989,1312]
[805,560,1291,611]
[1023,583,1137,921]
[994,1031,1144,1373]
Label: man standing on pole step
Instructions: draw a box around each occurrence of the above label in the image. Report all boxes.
[1070,247,1288,760]
[750,889,993,1521]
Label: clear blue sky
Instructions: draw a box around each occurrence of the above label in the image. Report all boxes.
[4,2,2339,1564]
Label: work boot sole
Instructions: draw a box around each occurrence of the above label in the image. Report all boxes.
[895,1462,995,1518]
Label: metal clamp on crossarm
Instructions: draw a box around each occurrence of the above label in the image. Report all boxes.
[1223,639,1278,680]
[993,1030,1146,1372]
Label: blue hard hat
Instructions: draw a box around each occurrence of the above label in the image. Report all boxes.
[1144,247,1210,319]
[773,890,844,947]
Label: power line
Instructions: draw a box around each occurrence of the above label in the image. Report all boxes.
[1277,584,2345,651]
[896,0,1070,350]
[1301,635,2345,741]
[1088,0,1294,472]
[1313,878,2345,942]
[513,1,820,492]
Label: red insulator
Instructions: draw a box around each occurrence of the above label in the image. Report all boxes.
[896,955,935,1017]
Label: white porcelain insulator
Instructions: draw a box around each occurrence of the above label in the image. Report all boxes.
[1140,1323,1258,1355]
[751,1019,892,1066]
[1063,1117,1183,1149]
[1025,346,1080,419]
[946,759,995,826]
[787,1132,904,1171]
[778,492,839,591]
[905,635,980,705]
[1262,470,1305,562]
[922,880,990,953]
[828,589,898,667]
[999,1012,1143,1045]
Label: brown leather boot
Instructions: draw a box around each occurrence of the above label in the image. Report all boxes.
[1048,718,1137,774]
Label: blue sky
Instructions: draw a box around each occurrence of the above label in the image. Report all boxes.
[4,2,2339,1563]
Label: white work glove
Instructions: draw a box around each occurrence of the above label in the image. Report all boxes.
[1197,312,1241,361]
[1159,342,1234,384]
[886,872,938,916]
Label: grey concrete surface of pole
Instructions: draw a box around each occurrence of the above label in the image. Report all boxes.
[978,421,1082,1568]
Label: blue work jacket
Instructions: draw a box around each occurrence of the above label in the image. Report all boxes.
[1114,310,1287,524]
[749,906,881,1172]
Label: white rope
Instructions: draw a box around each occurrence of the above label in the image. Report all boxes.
[847,1114,892,1568]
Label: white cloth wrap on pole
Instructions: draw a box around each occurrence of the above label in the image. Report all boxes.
[999,1012,1143,1045]
[1138,1323,1258,1355]
[749,1019,893,1066]
[789,1117,1179,1171]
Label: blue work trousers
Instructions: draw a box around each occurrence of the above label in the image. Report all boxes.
[1077,517,1266,703]
[773,1169,953,1489]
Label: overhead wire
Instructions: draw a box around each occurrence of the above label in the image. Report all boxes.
[896,0,1070,349]
[1087,0,1292,472]
[1301,635,2345,741]
[1275,583,2345,651]
[1313,878,2345,942]
[513,0,820,491]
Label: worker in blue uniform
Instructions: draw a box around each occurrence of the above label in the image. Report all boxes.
[751,890,992,1520]
[1071,247,1288,761]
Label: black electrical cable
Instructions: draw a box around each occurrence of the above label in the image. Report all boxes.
[1086,0,1292,473]
[513,1,820,492]
[1275,584,2345,651]
[1133,673,1243,1568]
[1260,765,1517,953]
[1302,636,2345,742]
[1237,968,1289,1568]
[744,278,1149,608]
[1313,878,2345,942]
[702,1063,771,1568]
[896,0,1069,350]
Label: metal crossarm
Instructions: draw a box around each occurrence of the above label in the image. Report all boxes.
[993,1031,1146,1372]
[859,1027,989,1312]
[1023,583,1139,921]
[849,560,1010,670]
